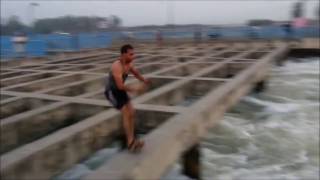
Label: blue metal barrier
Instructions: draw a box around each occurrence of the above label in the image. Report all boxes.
[26,35,47,56]
[45,34,74,50]
[1,36,14,59]
[1,25,319,60]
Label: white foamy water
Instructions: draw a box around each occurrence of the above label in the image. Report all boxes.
[202,57,319,180]
[54,57,319,180]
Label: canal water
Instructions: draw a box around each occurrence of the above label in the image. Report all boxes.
[54,57,319,180]
[200,57,319,180]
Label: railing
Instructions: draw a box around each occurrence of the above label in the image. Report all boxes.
[0,25,319,59]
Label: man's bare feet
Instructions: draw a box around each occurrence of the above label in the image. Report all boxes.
[128,139,144,152]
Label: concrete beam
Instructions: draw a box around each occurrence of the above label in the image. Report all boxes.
[84,44,288,180]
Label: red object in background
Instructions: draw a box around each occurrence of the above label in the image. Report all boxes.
[293,17,308,28]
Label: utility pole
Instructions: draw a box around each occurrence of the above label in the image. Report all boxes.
[29,2,39,30]
[166,0,175,39]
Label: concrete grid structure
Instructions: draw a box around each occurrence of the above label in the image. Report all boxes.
[0,40,288,180]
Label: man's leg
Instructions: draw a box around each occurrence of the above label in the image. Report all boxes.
[121,102,143,150]
[127,102,144,149]
[121,103,134,146]
[128,102,136,139]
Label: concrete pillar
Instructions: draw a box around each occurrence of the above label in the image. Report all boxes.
[276,59,285,66]
[182,143,201,180]
[254,80,266,93]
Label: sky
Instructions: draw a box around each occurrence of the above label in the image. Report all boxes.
[1,0,319,26]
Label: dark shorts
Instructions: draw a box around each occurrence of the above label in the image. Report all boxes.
[105,89,130,110]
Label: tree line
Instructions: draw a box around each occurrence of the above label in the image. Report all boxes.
[1,15,122,35]
[1,1,319,36]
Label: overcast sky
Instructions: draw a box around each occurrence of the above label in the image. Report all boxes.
[1,0,319,26]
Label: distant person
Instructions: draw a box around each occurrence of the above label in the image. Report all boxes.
[156,30,163,46]
[194,28,202,43]
[208,27,221,39]
[104,44,151,152]
[282,23,293,40]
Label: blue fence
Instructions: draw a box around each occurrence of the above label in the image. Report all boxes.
[1,36,14,58]
[1,32,115,59]
[1,25,319,59]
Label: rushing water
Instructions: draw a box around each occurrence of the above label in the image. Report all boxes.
[54,57,319,180]
[200,57,319,180]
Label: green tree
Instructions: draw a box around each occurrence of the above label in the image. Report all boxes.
[292,1,305,19]
[108,15,122,28]
[33,16,113,34]
[247,19,274,26]
[0,15,29,35]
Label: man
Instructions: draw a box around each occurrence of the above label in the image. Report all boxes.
[105,44,150,151]
[156,30,163,46]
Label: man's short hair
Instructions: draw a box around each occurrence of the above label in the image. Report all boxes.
[121,44,133,54]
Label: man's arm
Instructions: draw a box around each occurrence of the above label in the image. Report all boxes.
[130,65,150,84]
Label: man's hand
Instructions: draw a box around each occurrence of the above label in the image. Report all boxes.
[143,78,151,85]
[128,82,147,95]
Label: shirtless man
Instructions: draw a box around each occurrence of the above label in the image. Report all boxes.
[105,44,150,151]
